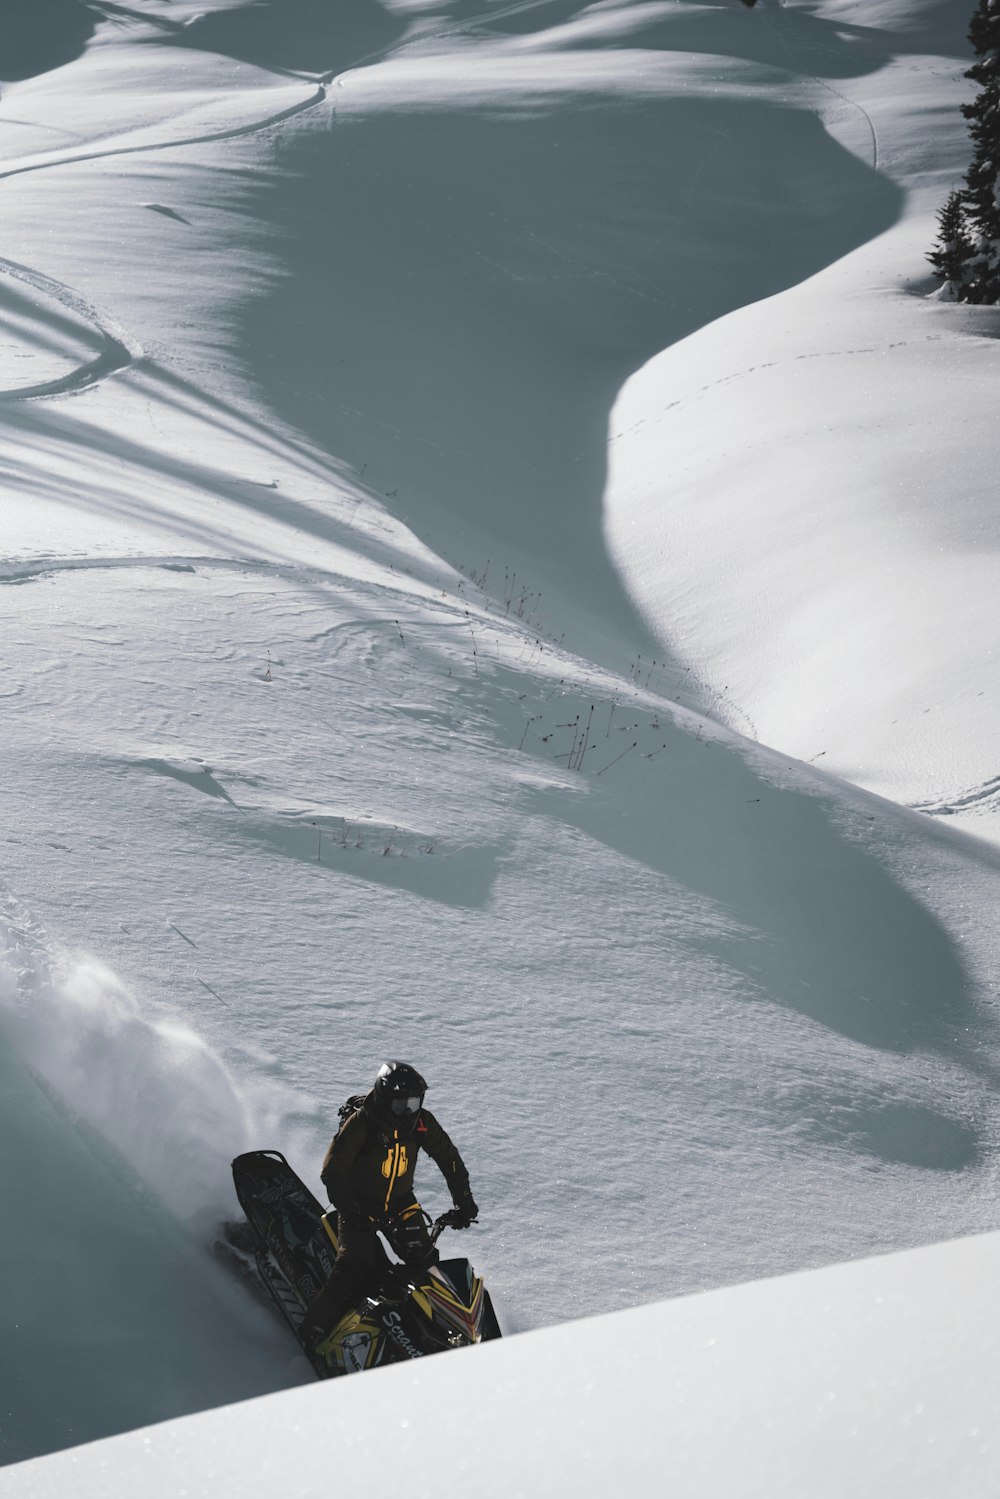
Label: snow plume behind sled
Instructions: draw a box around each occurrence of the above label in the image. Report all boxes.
[0,906,251,1231]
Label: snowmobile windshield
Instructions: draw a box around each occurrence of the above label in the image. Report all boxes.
[389,1094,423,1117]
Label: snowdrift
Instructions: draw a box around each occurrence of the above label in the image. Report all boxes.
[8,1228,1000,1498]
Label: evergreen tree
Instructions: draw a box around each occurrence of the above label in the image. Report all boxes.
[929,0,1000,301]
[928,190,975,295]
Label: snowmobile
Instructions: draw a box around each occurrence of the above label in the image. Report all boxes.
[230,1149,501,1377]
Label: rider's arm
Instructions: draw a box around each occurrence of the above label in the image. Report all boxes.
[320,1112,368,1216]
[418,1109,474,1204]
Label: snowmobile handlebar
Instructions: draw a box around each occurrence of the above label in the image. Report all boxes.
[369,1207,476,1260]
[430,1207,477,1239]
[377,1207,476,1238]
[371,1208,478,1275]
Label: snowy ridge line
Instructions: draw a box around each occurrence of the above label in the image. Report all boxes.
[0,256,141,402]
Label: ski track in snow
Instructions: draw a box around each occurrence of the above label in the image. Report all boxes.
[0,86,328,190]
[0,0,557,405]
[0,255,139,402]
[763,0,880,171]
[0,82,326,401]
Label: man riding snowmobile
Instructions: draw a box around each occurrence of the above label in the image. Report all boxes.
[298,1060,479,1353]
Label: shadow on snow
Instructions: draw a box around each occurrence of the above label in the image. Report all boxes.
[153,0,405,76]
[0,0,96,82]
[236,86,901,662]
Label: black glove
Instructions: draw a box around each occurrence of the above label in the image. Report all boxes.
[451,1193,479,1229]
[337,1201,372,1232]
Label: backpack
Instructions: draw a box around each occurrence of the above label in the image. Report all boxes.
[334,1092,368,1138]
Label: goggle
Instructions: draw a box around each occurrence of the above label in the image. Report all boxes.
[389,1094,423,1117]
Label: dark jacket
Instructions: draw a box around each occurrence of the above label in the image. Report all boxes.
[321,1094,471,1222]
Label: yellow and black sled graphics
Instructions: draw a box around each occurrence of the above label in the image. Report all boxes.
[231,1150,500,1379]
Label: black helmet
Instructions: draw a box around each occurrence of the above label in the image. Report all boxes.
[373,1060,427,1125]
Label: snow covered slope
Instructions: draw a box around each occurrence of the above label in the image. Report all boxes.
[605,0,1000,841]
[2,0,1000,1478]
[9,1228,1000,1499]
